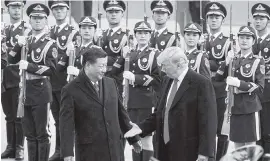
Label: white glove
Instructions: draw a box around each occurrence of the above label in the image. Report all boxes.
[226,76,240,87]
[226,50,235,65]
[123,71,135,82]
[19,60,28,70]
[122,46,130,58]
[94,28,103,42]
[67,66,79,76]
[198,34,206,46]
[66,42,75,56]
[17,36,27,47]
[196,154,208,161]
[64,156,74,161]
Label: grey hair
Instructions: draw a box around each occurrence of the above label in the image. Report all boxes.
[157,47,188,66]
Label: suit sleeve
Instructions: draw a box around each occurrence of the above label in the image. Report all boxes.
[26,42,58,76]
[115,80,140,145]
[59,86,75,157]
[199,54,211,80]
[198,78,217,157]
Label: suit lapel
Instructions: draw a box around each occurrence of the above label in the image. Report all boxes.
[170,70,191,110]
[75,73,102,105]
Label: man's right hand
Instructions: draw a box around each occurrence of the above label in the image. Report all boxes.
[64,156,74,161]
[225,50,235,65]
[124,121,142,138]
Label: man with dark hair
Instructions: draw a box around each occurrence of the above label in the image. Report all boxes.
[59,46,142,161]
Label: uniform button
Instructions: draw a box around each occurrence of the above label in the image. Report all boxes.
[236,70,239,73]
[161,49,163,51]
[7,41,9,43]
[41,82,43,85]
[147,88,149,90]
[267,66,270,69]
[248,84,251,87]
[27,54,30,57]
[265,56,267,58]
[106,122,109,126]
[143,78,146,80]
[268,80,270,83]
[133,63,135,66]
[105,46,107,48]
[132,70,135,73]
[76,59,79,61]
[62,43,64,46]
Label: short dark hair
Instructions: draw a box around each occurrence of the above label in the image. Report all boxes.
[82,46,107,66]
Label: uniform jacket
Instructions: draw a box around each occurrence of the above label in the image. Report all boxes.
[60,71,139,161]
[254,34,270,102]
[2,21,30,89]
[101,27,128,67]
[8,33,58,105]
[215,53,265,114]
[111,46,161,109]
[57,42,95,72]
[50,24,79,91]
[139,69,217,161]
[186,49,211,79]
[150,28,176,52]
[205,32,230,98]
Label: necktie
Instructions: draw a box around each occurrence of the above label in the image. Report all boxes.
[257,37,262,50]
[210,35,215,45]
[93,82,99,97]
[10,24,14,30]
[31,37,36,43]
[164,79,178,144]
[154,31,159,38]
[56,26,60,33]
[107,29,113,36]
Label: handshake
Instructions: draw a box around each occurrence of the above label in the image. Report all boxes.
[125,122,143,153]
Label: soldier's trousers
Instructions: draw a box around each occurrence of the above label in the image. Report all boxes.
[216,97,229,161]
[260,102,270,154]
[1,87,24,151]
[51,91,61,151]
[23,103,51,161]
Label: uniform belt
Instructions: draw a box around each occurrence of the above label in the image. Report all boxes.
[7,63,19,66]
[234,88,249,94]
[26,73,47,80]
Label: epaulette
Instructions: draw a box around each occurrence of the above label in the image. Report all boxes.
[91,45,102,49]
[253,54,262,59]
[120,27,127,33]
[148,47,158,52]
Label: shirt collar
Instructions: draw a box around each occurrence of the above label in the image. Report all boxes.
[210,31,222,40]
[81,41,92,48]
[137,44,148,52]
[11,21,22,30]
[186,48,197,55]
[57,22,68,32]
[240,52,252,58]
[258,33,268,42]
[175,67,189,87]
[155,27,167,36]
[33,31,46,42]
[110,26,121,35]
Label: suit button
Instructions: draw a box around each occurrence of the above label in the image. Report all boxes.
[106,122,109,126]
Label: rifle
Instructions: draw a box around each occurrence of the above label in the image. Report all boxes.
[17,7,27,118]
[97,0,102,46]
[144,0,148,22]
[221,4,235,135]
[175,1,180,47]
[123,1,131,109]
[247,1,251,27]
[66,0,76,82]
[199,0,205,51]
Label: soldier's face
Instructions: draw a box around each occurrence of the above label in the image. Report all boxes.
[135,31,151,46]
[8,5,22,20]
[207,15,224,30]
[184,32,200,48]
[85,57,108,82]
[106,10,123,25]
[52,6,68,21]
[253,16,269,31]
[80,25,95,41]
[238,35,255,50]
[29,16,47,31]
[152,11,170,25]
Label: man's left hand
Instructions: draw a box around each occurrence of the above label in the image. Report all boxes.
[19,60,28,70]
[124,121,142,138]
[132,140,142,153]
[123,71,135,82]
[196,154,208,161]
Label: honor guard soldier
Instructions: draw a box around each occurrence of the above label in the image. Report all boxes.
[204,2,231,160]
[252,3,270,155]
[48,1,79,160]
[8,3,58,161]
[1,0,29,160]
[95,0,129,93]
[215,26,265,149]
[150,0,176,52]
[111,21,161,161]
[58,16,98,78]
[183,22,211,79]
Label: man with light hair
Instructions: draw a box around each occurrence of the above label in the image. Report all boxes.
[125,47,217,161]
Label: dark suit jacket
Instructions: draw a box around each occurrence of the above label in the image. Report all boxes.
[60,71,139,161]
[139,69,217,161]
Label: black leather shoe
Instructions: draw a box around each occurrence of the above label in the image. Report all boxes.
[1,147,15,159]
[15,147,24,160]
